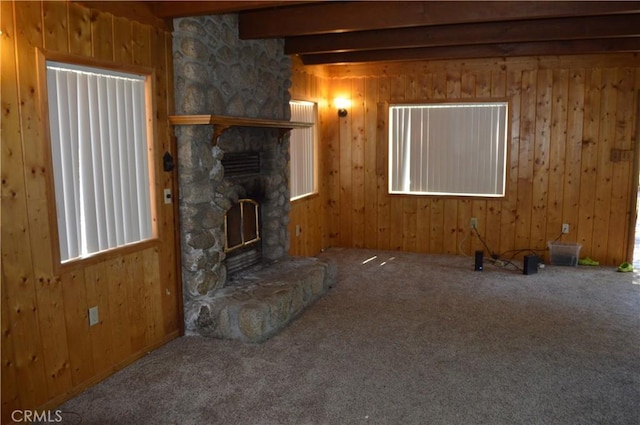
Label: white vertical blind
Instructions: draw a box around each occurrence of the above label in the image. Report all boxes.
[46,61,153,262]
[289,100,316,200]
[389,102,508,197]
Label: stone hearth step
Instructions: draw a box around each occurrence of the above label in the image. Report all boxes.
[191,256,337,343]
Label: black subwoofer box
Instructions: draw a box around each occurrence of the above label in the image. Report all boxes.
[523,254,538,275]
[474,250,483,271]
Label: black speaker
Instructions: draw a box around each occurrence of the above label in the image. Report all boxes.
[474,250,483,271]
[523,254,538,275]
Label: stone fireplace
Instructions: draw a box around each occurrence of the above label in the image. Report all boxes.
[173,14,335,340]
[175,127,294,334]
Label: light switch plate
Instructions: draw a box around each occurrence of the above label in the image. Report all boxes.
[88,306,99,327]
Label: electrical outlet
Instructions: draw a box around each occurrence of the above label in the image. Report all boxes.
[470,217,478,229]
[562,223,570,234]
[295,224,302,237]
[88,306,99,327]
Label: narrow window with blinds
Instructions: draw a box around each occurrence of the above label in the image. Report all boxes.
[388,102,508,197]
[289,100,317,200]
[46,61,155,263]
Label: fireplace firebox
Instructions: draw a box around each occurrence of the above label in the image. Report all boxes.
[224,198,262,277]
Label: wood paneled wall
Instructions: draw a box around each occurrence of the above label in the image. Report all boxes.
[1,1,180,421]
[288,60,331,256]
[290,55,640,265]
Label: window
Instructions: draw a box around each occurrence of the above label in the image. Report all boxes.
[45,60,155,263]
[389,102,508,197]
[289,100,317,200]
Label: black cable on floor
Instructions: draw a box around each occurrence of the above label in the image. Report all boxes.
[472,227,565,273]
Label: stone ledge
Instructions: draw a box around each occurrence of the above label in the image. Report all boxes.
[187,256,337,342]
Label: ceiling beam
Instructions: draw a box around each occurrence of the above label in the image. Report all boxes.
[151,1,317,18]
[240,1,640,38]
[299,37,640,65]
[285,14,640,54]
[75,1,172,30]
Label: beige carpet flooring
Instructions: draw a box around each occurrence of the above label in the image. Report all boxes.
[55,248,640,425]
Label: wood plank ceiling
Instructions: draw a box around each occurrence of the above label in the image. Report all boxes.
[151,1,640,64]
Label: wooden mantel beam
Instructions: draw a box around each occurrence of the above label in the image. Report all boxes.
[168,114,312,146]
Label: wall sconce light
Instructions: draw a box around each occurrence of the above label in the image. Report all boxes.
[334,97,350,117]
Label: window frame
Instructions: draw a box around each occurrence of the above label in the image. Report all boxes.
[289,99,319,202]
[386,99,510,199]
[37,49,160,273]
